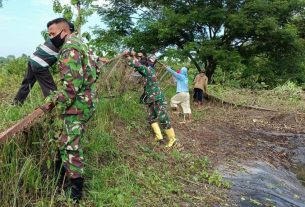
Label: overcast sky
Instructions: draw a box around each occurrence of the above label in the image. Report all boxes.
[0,0,105,57]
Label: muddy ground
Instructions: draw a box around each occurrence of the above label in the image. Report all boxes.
[170,101,305,206]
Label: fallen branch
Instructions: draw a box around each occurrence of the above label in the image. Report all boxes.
[156,61,169,82]
[0,104,50,142]
[101,54,124,66]
[206,93,278,112]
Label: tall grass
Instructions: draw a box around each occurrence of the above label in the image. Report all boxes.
[0,58,232,206]
[209,81,305,112]
[1,90,230,206]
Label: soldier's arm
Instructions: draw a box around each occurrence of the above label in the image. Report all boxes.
[88,49,103,80]
[46,48,84,110]
[95,57,110,79]
[129,59,148,77]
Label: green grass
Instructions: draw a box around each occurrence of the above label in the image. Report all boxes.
[209,82,305,113]
[3,64,303,205]
[2,63,303,206]
[0,67,45,131]
[0,90,228,206]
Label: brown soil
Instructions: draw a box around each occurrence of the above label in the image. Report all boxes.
[114,101,305,206]
[172,102,304,167]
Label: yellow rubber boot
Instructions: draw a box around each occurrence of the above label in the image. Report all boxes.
[151,122,163,142]
[165,128,176,148]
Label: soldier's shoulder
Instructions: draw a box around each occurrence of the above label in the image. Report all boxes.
[61,37,87,55]
[65,37,83,48]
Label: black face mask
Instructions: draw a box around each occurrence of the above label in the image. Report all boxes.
[50,30,66,49]
[139,57,147,66]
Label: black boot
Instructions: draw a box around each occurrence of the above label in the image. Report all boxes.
[70,177,84,203]
[12,98,23,106]
[55,159,66,189]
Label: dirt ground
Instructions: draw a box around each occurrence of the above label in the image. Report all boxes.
[173,101,305,169]
[166,101,305,206]
[115,100,305,206]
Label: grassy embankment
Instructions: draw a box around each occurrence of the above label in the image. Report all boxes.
[208,82,305,113]
[0,62,231,206]
[1,59,304,206]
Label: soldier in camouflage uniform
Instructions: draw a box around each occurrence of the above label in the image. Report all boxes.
[124,51,176,148]
[42,18,97,202]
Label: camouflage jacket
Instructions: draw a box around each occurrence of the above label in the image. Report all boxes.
[88,49,101,79]
[46,34,97,120]
[129,59,164,104]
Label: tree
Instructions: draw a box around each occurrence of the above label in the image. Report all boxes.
[95,0,305,87]
[52,0,97,36]
[0,57,6,64]
[6,55,15,60]
[0,0,8,7]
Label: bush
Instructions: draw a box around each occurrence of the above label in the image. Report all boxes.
[212,65,243,88]
[273,81,302,101]
[0,56,28,75]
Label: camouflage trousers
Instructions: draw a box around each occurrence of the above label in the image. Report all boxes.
[59,115,87,179]
[147,101,171,129]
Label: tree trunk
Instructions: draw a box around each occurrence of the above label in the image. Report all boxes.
[187,54,201,72]
[77,1,81,36]
[177,44,201,72]
[206,57,216,83]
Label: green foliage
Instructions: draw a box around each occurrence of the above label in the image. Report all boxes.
[0,56,45,132]
[208,84,305,112]
[52,0,96,34]
[0,84,230,205]
[0,118,60,206]
[187,156,231,188]
[95,0,305,88]
[0,56,28,75]
[212,65,244,88]
[273,81,303,101]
